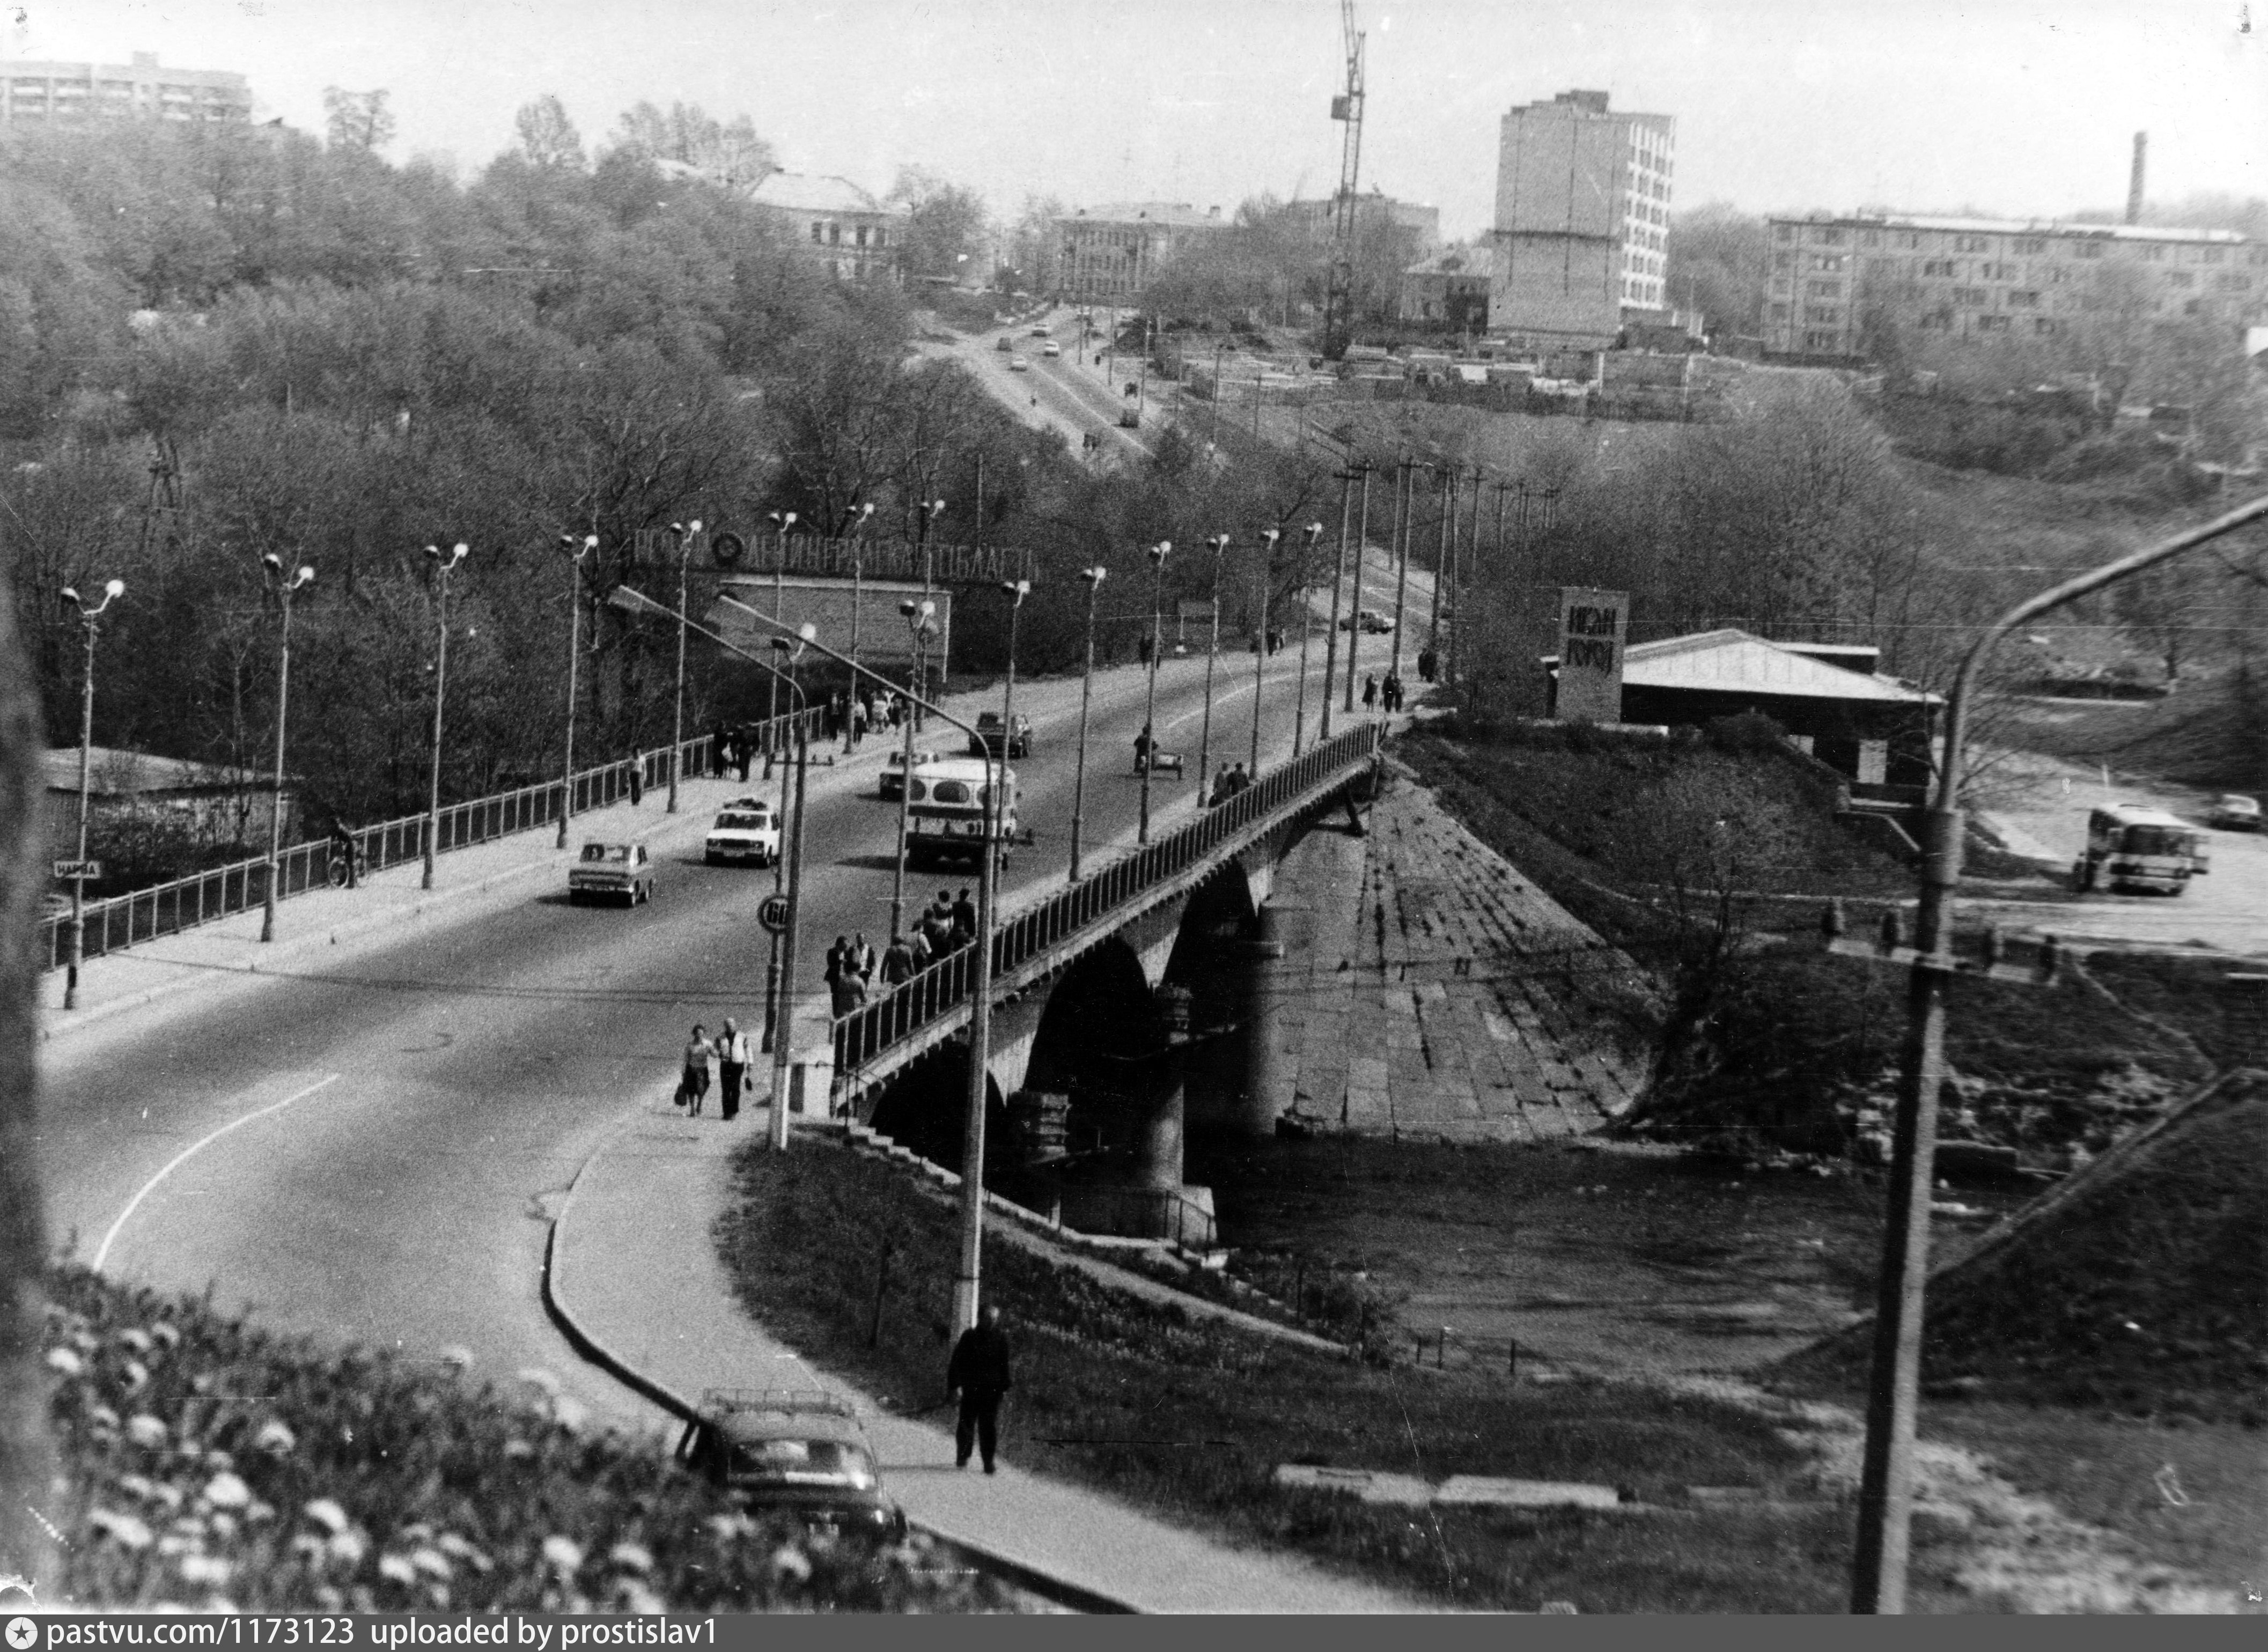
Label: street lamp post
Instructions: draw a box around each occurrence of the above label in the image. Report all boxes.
[666,518,703,812]
[1322,474,1354,740]
[1847,488,2268,1613]
[1344,466,1372,715]
[1069,566,1106,879]
[58,577,124,1010]
[889,599,941,942]
[258,556,315,943]
[1138,541,1170,844]
[1293,522,1322,754]
[998,577,1030,769]
[1197,534,1227,796]
[914,499,946,729]
[1387,461,1416,687]
[1427,468,1455,656]
[421,543,467,891]
[763,511,797,780]
[556,535,596,847]
[845,503,874,754]
[715,592,1007,1333]
[1250,528,1278,772]
[603,583,812,1102]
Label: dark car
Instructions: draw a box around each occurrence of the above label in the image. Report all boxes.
[969,711,1033,758]
[675,1390,905,1542]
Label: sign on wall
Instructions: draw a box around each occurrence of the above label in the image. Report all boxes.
[1556,587,1628,723]
[708,578,951,674]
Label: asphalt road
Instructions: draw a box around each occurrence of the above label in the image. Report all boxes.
[39,652,1340,1434]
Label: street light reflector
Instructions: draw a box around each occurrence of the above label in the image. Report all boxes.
[689,519,703,535]
[296,565,315,586]
[584,535,599,551]
[1305,522,1324,543]
[59,586,78,606]
[669,521,686,537]
[797,622,817,642]
[263,552,283,573]
[1080,566,1107,585]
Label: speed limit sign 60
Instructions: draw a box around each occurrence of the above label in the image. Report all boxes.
[759,894,791,934]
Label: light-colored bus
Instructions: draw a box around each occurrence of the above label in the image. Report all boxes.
[2072,803,2208,895]
[904,755,1019,871]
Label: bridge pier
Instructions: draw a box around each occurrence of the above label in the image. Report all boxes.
[1231,901,1294,1138]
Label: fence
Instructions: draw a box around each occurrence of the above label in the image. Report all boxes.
[831,720,1383,1079]
[36,704,824,975]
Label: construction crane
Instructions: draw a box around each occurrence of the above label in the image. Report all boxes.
[1321,0,1365,360]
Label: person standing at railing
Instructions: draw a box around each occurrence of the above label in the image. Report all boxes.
[629,750,644,807]
[880,932,915,989]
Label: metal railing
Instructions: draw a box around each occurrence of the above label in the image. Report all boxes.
[37,705,824,974]
[833,720,1382,1078]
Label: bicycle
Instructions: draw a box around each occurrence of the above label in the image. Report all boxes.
[325,838,369,889]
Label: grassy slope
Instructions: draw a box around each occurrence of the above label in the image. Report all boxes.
[713,1135,1997,1613]
[42,1269,1012,1612]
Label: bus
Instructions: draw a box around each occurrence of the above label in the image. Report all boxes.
[2072,803,2209,895]
[904,755,1019,871]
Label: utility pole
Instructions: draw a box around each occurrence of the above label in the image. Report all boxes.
[1251,529,1279,771]
[1387,460,1414,684]
[1344,466,1371,714]
[1321,472,1353,740]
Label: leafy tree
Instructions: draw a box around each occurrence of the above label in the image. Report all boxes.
[322,87,396,155]
[513,93,586,173]
[606,101,774,190]
[886,166,986,283]
[1663,203,1769,341]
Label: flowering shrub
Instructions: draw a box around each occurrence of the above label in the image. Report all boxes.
[43,1268,1014,1612]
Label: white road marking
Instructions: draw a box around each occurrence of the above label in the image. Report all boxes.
[93,1073,341,1273]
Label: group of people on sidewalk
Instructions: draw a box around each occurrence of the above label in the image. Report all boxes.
[678,1019,754,1119]
[824,888,978,1015]
[1203,762,1254,808]
[1360,672,1407,713]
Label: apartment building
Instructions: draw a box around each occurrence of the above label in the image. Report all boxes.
[1489,89,1674,348]
[1054,202,1228,302]
[0,51,249,124]
[746,172,907,282]
[1765,213,2266,360]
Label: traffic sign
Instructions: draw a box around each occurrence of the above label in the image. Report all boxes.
[52,858,101,881]
[759,894,791,935]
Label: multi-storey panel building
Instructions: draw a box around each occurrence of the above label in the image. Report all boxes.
[1764,213,2266,359]
[1489,89,1673,347]
[746,172,907,282]
[1054,202,1228,302]
[0,51,249,124]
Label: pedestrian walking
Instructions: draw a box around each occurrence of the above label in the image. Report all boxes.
[710,721,730,775]
[1361,674,1379,712]
[680,1024,713,1116]
[1133,722,1154,772]
[850,697,867,748]
[737,727,754,782]
[907,927,934,972]
[947,1304,1014,1474]
[1417,646,1437,684]
[629,751,644,806]
[1229,762,1251,795]
[1383,673,1404,713]
[850,933,876,984]
[952,888,977,939]
[1208,764,1229,808]
[716,1019,751,1123]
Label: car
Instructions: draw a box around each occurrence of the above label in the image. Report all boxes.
[2208,793,2262,831]
[675,1389,906,1543]
[969,711,1033,759]
[879,747,941,801]
[995,335,1014,352]
[1339,608,1395,634]
[1008,355,1030,372]
[1042,340,1062,358]
[569,840,653,905]
[704,799,780,867]
[1029,323,1052,337]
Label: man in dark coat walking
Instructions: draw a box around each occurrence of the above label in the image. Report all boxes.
[947,1304,1013,1473]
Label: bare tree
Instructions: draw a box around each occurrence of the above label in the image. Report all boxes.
[513,94,587,173]
[321,87,396,154]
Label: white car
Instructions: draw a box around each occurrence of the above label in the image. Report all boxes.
[1008,355,1030,372]
[1042,340,1062,358]
[705,798,781,867]
[2208,793,2262,831]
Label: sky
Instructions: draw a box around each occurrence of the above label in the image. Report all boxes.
[7,1,2264,240]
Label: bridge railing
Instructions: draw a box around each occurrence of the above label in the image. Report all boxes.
[38,705,824,974]
[832,720,1382,1077]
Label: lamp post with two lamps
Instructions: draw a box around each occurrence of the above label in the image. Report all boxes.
[912,499,947,729]
[1138,541,1170,844]
[997,577,1031,764]
[889,598,942,942]
[1069,565,1106,880]
[603,584,813,1107]
[1250,528,1279,772]
[1293,521,1323,754]
[843,502,874,754]
[555,535,597,848]
[1197,534,1228,798]
[666,518,703,812]
[58,576,124,1010]
[258,556,314,943]
[421,542,467,891]
[762,511,798,779]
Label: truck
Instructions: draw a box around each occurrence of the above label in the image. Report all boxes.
[904,755,1018,871]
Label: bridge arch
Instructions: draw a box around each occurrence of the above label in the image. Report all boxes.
[865,1045,1009,1180]
[1021,936,1162,1163]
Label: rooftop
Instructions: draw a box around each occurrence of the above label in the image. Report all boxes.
[1773,211,2250,246]
[1405,244,1495,277]
[1064,202,1226,229]
[1622,630,1940,705]
[747,172,903,217]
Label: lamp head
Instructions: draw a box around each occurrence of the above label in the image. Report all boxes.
[1305,522,1324,544]
[558,534,577,549]
[797,622,817,643]
[1080,565,1107,586]
[783,511,797,529]
[293,565,315,588]
[668,521,686,538]
[58,586,78,607]
[105,579,123,599]
[263,552,283,574]
[584,534,599,551]
[769,636,791,653]
[1001,579,1029,601]
[689,519,702,535]
[929,499,946,517]
[1260,528,1280,548]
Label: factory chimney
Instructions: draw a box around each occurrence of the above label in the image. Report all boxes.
[2125,131,2147,225]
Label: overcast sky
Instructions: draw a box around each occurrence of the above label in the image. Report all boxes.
[9,1,2263,239]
